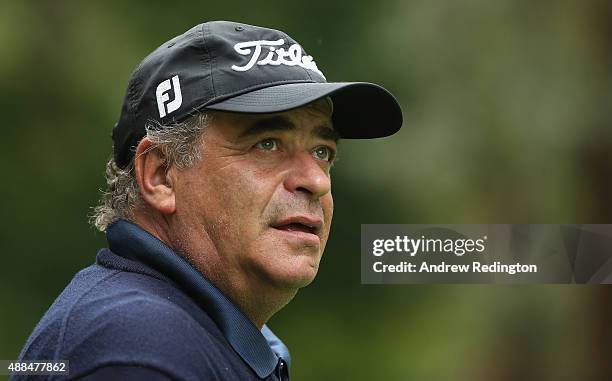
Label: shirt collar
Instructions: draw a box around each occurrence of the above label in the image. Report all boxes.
[106,219,282,379]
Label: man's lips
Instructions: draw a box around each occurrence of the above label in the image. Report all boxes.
[271,216,323,236]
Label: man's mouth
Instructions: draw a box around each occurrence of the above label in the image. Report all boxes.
[274,222,316,234]
[271,216,323,237]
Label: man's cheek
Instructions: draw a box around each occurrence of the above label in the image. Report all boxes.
[322,194,334,224]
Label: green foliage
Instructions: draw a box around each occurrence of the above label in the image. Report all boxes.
[1,0,609,379]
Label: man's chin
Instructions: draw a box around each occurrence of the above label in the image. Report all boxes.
[250,238,323,289]
[266,263,320,290]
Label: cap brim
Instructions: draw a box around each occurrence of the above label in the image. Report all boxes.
[203,82,403,139]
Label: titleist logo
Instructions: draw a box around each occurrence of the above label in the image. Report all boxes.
[231,39,325,78]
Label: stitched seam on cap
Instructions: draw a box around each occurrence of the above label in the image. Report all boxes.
[214,89,328,106]
[203,79,315,105]
[283,31,313,81]
[199,23,215,97]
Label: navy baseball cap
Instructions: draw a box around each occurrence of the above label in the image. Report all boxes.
[112,21,403,168]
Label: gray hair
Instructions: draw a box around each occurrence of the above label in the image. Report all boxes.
[91,112,211,232]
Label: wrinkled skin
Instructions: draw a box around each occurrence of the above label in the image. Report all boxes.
[135,99,337,326]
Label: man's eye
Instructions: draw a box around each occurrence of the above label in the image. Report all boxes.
[256,138,279,151]
[312,146,334,161]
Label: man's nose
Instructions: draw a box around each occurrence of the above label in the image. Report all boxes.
[283,152,331,200]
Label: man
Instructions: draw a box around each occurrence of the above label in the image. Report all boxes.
[14,21,402,380]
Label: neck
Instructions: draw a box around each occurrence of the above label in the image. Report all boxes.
[131,212,296,328]
[204,268,298,328]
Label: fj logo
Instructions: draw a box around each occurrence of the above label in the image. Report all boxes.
[156,75,182,118]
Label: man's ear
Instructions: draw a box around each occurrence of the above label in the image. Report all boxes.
[134,137,176,215]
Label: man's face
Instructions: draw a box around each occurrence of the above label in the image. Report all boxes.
[171,100,337,291]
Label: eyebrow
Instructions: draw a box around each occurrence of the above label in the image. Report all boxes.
[239,115,340,143]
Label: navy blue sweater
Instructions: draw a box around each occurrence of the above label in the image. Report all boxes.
[13,220,291,380]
